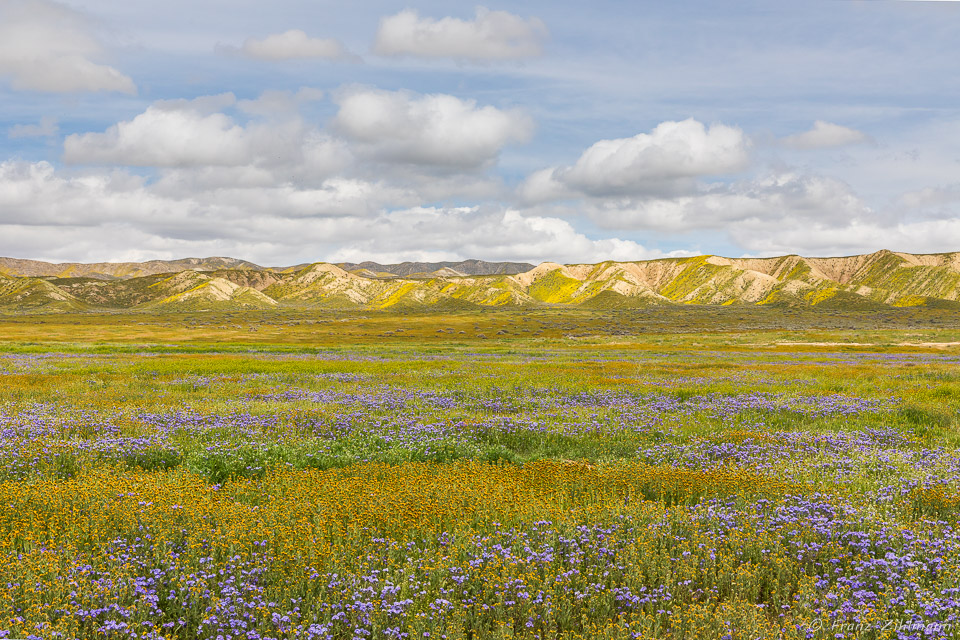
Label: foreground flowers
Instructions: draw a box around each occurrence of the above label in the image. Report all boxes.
[0,346,957,639]
[0,461,958,639]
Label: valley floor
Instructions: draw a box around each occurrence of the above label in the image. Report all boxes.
[1,309,959,639]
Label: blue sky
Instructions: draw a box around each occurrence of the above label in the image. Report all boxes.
[1,0,959,265]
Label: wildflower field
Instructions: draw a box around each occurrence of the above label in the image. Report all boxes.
[3,309,960,639]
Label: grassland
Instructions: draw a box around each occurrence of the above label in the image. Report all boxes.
[2,308,960,639]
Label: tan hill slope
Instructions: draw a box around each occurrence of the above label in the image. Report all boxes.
[0,256,263,280]
[0,275,89,312]
[2,249,960,312]
[49,271,278,310]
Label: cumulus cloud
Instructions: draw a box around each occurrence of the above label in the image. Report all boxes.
[63,107,254,167]
[62,93,349,182]
[332,88,533,168]
[0,0,135,94]
[8,116,58,139]
[516,120,896,255]
[521,119,750,201]
[373,7,547,61]
[237,30,350,61]
[782,120,871,149]
[61,86,535,190]
[513,113,960,257]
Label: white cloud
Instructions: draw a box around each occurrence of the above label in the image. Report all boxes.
[63,107,253,167]
[516,120,910,256]
[238,30,349,60]
[373,7,547,61]
[62,93,349,181]
[332,88,533,168]
[0,161,155,227]
[782,120,871,149]
[522,119,750,200]
[326,208,662,264]
[0,160,406,233]
[63,88,531,179]
[0,0,135,94]
[8,116,58,139]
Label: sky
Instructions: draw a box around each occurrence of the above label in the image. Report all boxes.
[1,0,959,266]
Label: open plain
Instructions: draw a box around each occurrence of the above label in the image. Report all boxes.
[1,308,960,639]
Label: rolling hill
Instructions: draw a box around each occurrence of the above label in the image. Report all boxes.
[0,256,262,280]
[2,250,960,312]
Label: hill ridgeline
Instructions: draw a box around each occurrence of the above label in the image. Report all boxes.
[1,250,959,312]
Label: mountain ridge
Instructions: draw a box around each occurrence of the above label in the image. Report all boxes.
[0,256,262,280]
[0,257,535,280]
[3,250,960,312]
